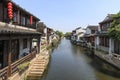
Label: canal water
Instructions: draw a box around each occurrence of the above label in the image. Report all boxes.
[41,38,120,80]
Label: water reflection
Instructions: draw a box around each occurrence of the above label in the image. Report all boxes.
[41,39,120,80]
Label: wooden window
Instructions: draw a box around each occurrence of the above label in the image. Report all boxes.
[91,30,95,34]
[27,18,30,25]
[23,39,27,49]
[13,12,17,23]
[0,3,3,21]
[11,39,19,62]
[4,7,8,22]
[22,16,25,26]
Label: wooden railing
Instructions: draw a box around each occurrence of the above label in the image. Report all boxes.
[0,67,8,80]
[0,51,36,80]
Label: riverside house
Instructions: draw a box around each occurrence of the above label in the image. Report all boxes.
[47,27,54,44]
[84,25,98,47]
[0,0,41,79]
[95,14,113,54]
[71,27,86,43]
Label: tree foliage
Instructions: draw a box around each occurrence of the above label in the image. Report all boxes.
[64,32,71,38]
[108,12,120,39]
[55,30,64,38]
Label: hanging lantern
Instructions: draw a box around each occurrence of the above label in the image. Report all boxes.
[30,16,33,25]
[8,11,12,15]
[8,2,13,19]
[9,15,13,19]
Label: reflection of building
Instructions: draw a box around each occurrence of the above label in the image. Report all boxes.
[0,0,41,79]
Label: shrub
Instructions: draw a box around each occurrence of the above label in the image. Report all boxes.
[18,61,30,72]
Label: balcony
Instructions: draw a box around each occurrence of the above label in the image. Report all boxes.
[0,21,40,35]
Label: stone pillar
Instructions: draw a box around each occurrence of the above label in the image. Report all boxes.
[95,36,99,49]
[109,38,112,55]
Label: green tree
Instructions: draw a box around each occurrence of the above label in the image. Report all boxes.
[55,30,64,38]
[65,32,71,39]
[108,12,120,39]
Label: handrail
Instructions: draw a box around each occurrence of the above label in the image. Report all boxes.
[0,67,8,78]
[0,51,36,80]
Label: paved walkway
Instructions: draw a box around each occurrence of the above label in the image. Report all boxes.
[95,50,120,69]
[26,49,49,80]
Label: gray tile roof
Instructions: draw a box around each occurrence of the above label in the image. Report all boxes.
[99,14,115,24]
[87,25,98,31]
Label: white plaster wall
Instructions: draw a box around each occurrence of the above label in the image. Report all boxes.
[77,33,84,40]
[98,26,101,32]
[19,38,30,58]
[32,42,37,48]
[108,38,114,55]
[76,28,86,34]
[95,36,100,49]
[85,28,91,34]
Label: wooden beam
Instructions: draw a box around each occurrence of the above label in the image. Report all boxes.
[37,37,40,54]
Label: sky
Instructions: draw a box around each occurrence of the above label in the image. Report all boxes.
[13,0,120,33]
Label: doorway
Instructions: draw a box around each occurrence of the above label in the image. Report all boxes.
[0,41,4,69]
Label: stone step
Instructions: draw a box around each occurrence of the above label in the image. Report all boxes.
[30,69,44,72]
[34,62,45,64]
[29,71,43,74]
[27,75,41,80]
[32,67,45,69]
[35,60,45,61]
[34,61,45,63]
[30,68,44,71]
[33,64,45,66]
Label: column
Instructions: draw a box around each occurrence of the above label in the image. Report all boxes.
[109,38,112,55]
[95,36,99,49]
[37,37,40,54]
[29,38,33,60]
[7,36,12,78]
[17,10,20,24]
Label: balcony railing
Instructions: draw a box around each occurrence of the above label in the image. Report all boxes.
[0,50,36,80]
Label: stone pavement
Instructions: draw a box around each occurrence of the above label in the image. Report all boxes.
[95,50,120,69]
[27,49,49,80]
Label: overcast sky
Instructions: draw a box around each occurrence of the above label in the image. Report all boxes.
[13,0,120,33]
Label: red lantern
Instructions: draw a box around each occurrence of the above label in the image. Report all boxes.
[8,11,12,15]
[9,15,13,19]
[8,5,12,9]
[7,2,13,19]
[30,16,33,25]
[8,2,12,6]
[8,8,12,12]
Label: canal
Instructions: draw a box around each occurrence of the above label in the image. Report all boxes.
[41,39,120,80]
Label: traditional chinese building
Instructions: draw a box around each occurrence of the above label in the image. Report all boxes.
[95,14,113,54]
[0,0,41,79]
[84,25,98,46]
